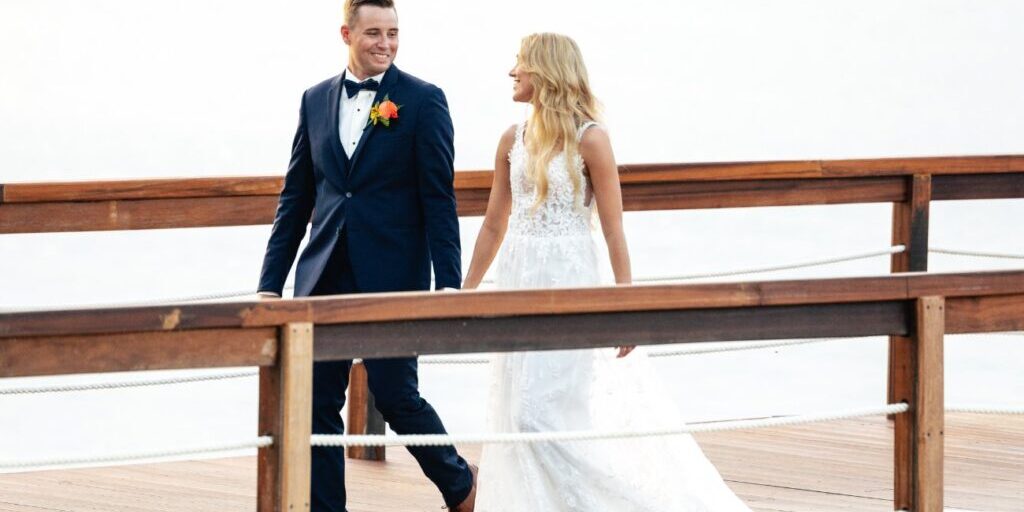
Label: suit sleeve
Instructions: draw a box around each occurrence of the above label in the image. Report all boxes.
[414,86,462,290]
[257,91,317,295]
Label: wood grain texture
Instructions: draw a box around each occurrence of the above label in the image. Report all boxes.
[820,155,1018,177]
[891,174,932,273]
[278,323,313,512]
[257,365,280,512]
[0,196,280,233]
[913,297,944,512]
[0,300,312,338]
[891,334,916,510]
[0,328,278,378]
[4,156,1023,233]
[932,172,1024,200]
[2,155,1015,205]
[2,176,283,203]
[1,413,1020,511]
[313,301,909,361]
[345,363,386,461]
[888,175,931,409]
[3,271,1024,339]
[946,293,1024,333]
[619,177,906,212]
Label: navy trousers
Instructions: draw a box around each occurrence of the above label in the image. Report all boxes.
[309,234,473,512]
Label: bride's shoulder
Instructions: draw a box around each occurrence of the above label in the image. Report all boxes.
[578,122,610,149]
[497,123,518,151]
[501,123,519,140]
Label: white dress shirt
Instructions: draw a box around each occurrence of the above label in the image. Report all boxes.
[340,68,386,158]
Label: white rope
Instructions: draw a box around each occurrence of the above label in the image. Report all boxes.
[648,337,847,357]
[420,356,492,365]
[634,245,905,282]
[931,247,1024,260]
[947,404,1024,415]
[312,403,909,447]
[0,436,273,470]
[0,370,259,396]
[0,246,907,312]
[9,244,1024,312]
[419,337,857,365]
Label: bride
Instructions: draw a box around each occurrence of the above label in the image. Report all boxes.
[462,33,751,511]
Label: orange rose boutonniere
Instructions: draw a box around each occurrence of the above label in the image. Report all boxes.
[368,94,401,128]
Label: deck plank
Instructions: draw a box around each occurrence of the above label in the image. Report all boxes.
[0,413,1020,511]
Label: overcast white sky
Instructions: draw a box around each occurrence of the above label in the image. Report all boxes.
[1,0,1022,182]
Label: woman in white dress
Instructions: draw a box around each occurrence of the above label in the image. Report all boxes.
[462,33,751,511]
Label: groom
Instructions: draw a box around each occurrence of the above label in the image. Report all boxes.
[256,1,476,510]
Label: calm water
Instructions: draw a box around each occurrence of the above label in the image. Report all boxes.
[1,0,1022,470]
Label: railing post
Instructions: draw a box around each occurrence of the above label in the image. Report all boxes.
[888,174,932,414]
[258,322,313,512]
[893,296,945,511]
[346,361,387,460]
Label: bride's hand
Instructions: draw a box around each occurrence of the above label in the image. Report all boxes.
[616,345,636,358]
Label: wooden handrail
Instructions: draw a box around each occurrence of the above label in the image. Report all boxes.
[3,155,1022,203]
[2,155,1022,233]
[2,270,1022,340]
[1,271,1021,377]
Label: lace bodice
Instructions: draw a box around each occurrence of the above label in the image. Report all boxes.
[506,121,598,237]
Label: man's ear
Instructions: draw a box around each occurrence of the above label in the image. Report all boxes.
[341,24,351,45]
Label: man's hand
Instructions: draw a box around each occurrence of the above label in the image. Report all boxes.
[616,345,636,358]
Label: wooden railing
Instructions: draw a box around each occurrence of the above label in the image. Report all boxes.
[2,270,1023,511]
[2,154,1023,465]
[2,155,1022,234]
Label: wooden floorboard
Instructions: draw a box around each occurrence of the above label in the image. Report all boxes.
[0,413,1020,511]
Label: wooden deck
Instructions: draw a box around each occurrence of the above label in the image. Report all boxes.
[1,413,1020,511]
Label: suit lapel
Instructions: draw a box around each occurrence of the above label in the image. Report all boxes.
[326,73,351,187]
[348,65,399,177]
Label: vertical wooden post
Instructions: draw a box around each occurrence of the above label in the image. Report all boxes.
[893,297,945,511]
[888,174,932,412]
[346,361,387,460]
[258,322,314,512]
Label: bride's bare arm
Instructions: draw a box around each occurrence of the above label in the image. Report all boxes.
[462,125,516,289]
[580,126,632,286]
[581,126,634,358]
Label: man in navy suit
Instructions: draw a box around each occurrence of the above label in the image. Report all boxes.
[257,1,476,510]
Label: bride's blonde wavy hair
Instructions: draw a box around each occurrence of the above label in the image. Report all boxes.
[517,33,602,211]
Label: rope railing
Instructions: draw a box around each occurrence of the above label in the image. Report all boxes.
[0,245,907,312]
[0,369,259,396]
[0,337,865,395]
[0,437,273,470]
[930,247,1024,260]
[6,332,1023,395]
[8,244,1024,313]
[945,404,1024,415]
[313,404,911,448]
[3,402,1019,471]
[634,245,906,282]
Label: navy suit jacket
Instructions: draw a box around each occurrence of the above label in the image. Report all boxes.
[258,65,461,297]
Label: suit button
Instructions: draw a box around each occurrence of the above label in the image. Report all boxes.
[345,192,353,198]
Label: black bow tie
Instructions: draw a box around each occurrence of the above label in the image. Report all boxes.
[343,78,379,98]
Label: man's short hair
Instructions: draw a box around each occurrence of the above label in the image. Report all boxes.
[344,0,396,26]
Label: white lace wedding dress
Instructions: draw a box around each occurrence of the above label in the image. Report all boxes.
[474,122,751,511]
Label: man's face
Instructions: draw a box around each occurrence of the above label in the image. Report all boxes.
[341,6,399,79]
